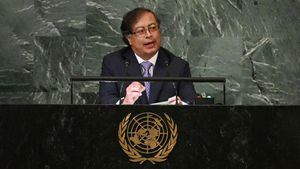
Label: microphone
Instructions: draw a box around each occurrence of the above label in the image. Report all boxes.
[119,60,129,104]
[164,59,179,105]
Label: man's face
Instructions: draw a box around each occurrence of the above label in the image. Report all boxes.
[127,12,161,60]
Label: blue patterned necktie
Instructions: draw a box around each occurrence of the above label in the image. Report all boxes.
[141,61,153,99]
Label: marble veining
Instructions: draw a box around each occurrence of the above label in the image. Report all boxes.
[0,0,299,104]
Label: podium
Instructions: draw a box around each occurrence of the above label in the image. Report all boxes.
[70,76,227,105]
[1,105,300,169]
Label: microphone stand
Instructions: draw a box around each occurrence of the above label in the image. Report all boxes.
[119,60,129,105]
[165,60,179,105]
[172,82,178,105]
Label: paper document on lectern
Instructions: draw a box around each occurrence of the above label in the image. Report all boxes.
[150,100,170,105]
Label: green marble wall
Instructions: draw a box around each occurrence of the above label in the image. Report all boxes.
[0,0,299,104]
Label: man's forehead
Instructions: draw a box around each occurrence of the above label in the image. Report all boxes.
[132,12,157,28]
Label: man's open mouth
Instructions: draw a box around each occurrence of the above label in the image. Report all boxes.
[143,41,155,48]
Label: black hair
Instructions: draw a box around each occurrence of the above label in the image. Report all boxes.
[120,7,160,45]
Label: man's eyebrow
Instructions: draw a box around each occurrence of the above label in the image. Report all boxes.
[134,23,156,29]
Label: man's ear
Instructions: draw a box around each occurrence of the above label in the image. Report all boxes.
[126,35,132,45]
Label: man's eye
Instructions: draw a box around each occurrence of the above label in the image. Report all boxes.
[135,29,145,34]
[149,26,157,31]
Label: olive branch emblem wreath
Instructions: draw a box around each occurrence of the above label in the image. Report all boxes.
[118,113,178,164]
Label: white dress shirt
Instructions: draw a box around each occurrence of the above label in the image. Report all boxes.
[134,51,158,76]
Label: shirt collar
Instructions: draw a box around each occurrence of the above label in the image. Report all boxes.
[134,51,159,66]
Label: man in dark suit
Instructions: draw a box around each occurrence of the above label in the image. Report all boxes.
[99,7,196,105]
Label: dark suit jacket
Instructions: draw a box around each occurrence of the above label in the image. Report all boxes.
[99,47,197,104]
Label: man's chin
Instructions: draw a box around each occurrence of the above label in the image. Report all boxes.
[144,47,159,54]
[144,50,158,57]
[133,47,160,59]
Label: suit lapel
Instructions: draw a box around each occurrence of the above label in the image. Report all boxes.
[149,50,169,104]
[123,49,142,77]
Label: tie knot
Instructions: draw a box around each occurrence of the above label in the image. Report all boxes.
[141,61,152,70]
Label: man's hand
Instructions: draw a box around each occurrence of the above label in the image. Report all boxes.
[168,96,183,105]
[122,81,145,105]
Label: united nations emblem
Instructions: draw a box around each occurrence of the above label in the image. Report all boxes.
[118,112,178,164]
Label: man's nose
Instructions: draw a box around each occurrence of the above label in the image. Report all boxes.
[145,28,152,37]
